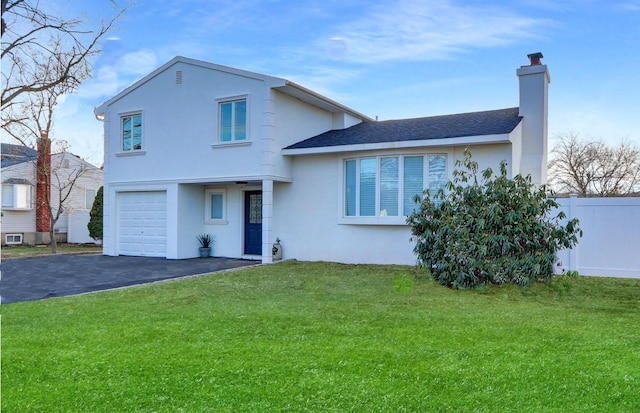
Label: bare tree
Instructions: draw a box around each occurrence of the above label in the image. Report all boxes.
[548,132,640,197]
[34,143,90,253]
[1,0,125,145]
[5,81,91,252]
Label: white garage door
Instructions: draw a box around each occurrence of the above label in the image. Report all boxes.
[117,191,167,257]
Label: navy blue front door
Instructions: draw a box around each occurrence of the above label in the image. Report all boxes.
[244,191,262,255]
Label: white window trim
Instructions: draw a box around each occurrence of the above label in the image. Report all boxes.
[338,151,451,225]
[214,95,250,145]
[119,110,144,154]
[5,234,23,245]
[205,188,228,225]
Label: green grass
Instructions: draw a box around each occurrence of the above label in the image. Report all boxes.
[1,243,102,259]
[2,261,639,412]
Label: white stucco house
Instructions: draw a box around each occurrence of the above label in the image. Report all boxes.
[94,53,550,264]
[1,143,103,245]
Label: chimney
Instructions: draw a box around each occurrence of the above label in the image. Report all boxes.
[517,52,550,185]
[527,52,543,66]
[36,132,51,236]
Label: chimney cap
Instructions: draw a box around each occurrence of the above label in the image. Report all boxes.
[527,52,544,65]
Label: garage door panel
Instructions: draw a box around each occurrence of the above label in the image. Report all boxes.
[117,191,167,257]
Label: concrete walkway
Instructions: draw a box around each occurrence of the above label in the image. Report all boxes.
[0,254,258,304]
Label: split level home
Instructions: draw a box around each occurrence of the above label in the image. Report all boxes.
[1,142,103,245]
[94,52,550,265]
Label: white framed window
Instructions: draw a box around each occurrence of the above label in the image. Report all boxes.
[205,188,227,224]
[5,234,23,245]
[218,98,247,143]
[85,188,97,210]
[121,112,143,152]
[344,154,447,219]
[2,184,33,210]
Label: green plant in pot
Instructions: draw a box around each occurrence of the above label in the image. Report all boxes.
[197,233,215,258]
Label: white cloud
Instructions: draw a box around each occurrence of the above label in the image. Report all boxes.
[77,50,159,101]
[316,0,549,64]
[117,50,159,76]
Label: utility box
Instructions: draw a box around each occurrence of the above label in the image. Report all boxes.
[272,238,282,261]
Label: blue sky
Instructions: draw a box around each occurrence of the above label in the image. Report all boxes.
[41,0,640,165]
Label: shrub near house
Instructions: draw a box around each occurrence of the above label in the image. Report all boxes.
[408,151,582,289]
[87,186,103,240]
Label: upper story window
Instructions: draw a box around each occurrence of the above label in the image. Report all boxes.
[121,113,142,151]
[2,183,33,210]
[219,99,247,142]
[344,154,447,218]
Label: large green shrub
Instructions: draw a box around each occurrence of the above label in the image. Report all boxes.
[87,186,103,240]
[407,150,581,289]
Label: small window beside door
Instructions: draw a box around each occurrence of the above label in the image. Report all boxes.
[205,189,227,224]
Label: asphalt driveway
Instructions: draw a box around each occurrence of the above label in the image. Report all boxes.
[0,254,259,304]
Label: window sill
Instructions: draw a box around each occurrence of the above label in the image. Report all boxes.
[338,216,408,226]
[211,141,252,149]
[2,207,33,211]
[205,219,228,225]
[116,150,146,157]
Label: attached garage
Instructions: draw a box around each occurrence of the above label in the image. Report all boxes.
[117,191,167,257]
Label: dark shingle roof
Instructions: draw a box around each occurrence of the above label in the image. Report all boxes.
[1,143,38,168]
[285,107,522,150]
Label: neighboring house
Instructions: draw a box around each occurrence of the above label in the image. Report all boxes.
[1,143,103,245]
[94,53,549,265]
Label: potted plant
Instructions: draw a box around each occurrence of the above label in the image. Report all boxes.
[197,233,215,258]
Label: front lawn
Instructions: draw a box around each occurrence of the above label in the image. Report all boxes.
[1,243,102,259]
[2,261,639,412]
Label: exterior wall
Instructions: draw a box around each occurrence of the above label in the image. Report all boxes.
[1,153,101,245]
[453,144,512,178]
[176,184,205,259]
[0,210,36,237]
[555,196,640,278]
[102,61,280,185]
[103,182,252,259]
[271,91,339,180]
[98,61,355,260]
[200,184,248,259]
[508,122,523,176]
[49,153,103,236]
[1,160,36,244]
[274,143,514,265]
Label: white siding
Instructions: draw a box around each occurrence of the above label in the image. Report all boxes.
[1,160,36,235]
[48,153,103,235]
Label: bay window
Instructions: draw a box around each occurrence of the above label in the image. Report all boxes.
[2,183,33,210]
[344,154,447,218]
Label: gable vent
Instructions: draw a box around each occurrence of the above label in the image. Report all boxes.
[176,70,183,85]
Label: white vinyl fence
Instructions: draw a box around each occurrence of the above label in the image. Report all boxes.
[68,210,98,244]
[555,195,640,278]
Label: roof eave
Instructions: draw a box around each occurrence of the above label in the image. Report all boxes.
[282,133,513,156]
[93,56,289,119]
